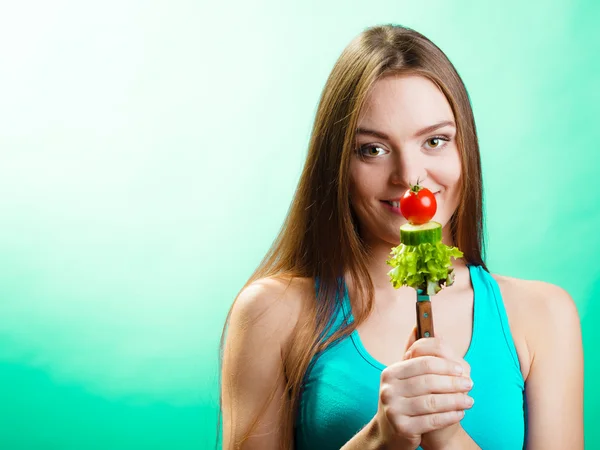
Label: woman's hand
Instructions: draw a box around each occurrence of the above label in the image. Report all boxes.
[404,327,474,450]
[373,326,474,450]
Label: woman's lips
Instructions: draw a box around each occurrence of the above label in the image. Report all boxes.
[381,200,403,215]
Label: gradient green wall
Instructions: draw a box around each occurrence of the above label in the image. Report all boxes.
[0,0,597,448]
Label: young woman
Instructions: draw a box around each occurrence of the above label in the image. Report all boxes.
[219,24,584,450]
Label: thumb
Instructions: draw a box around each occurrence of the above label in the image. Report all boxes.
[403,325,418,359]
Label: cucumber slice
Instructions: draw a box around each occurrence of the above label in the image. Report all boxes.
[400,221,442,245]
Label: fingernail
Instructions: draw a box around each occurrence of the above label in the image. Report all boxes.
[454,364,464,375]
[462,377,473,389]
[465,395,475,407]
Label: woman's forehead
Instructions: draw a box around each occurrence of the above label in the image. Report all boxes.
[358,74,454,133]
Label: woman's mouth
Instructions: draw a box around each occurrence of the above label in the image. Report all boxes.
[381,192,440,215]
[381,200,403,215]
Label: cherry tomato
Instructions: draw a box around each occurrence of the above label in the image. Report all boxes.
[399,184,437,224]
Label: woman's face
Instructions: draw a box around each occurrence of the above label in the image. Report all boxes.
[349,74,462,247]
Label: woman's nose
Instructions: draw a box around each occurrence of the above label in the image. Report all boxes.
[390,151,425,187]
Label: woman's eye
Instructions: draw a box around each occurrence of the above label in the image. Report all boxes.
[358,145,387,157]
[425,136,450,150]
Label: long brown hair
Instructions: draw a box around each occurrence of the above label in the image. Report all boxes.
[217,23,487,449]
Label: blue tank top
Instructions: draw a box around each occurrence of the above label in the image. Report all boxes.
[295,265,526,449]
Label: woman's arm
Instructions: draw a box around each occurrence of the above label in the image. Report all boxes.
[523,282,584,449]
[221,277,401,450]
[221,278,301,449]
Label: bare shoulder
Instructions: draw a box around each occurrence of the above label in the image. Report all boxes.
[230,275,315,347]
[491,273,578,318]
[490,273,581,379]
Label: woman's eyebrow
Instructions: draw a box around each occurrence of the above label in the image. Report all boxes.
[356,120,456,140]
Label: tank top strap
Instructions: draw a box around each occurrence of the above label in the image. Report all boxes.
[468,265,523,379]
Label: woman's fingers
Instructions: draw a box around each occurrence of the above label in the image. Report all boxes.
[386,355,464,379]
[405,337,471,375]
[408,410,466,435]
[381,363,473,398]
[406,336,456,359]
[401,393,475,416]
[403,325,418,354]
[398,373,473,397]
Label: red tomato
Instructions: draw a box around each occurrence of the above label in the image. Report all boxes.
[399,185,437,224]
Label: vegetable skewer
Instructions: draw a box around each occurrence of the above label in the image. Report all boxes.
[386,181,464,339]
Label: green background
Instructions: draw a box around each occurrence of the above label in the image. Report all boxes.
[0,0,598,448]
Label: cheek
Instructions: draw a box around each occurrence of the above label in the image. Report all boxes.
[349,166,381,223]
[349,164,368,201]
[437,157,462,210]
[349,162,383,198]
[437,151,462,188]
[444,168,461,190]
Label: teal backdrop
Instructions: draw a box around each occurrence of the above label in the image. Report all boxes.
[0,0,598,448]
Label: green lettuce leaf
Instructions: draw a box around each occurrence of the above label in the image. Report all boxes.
[386,242,464,295]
